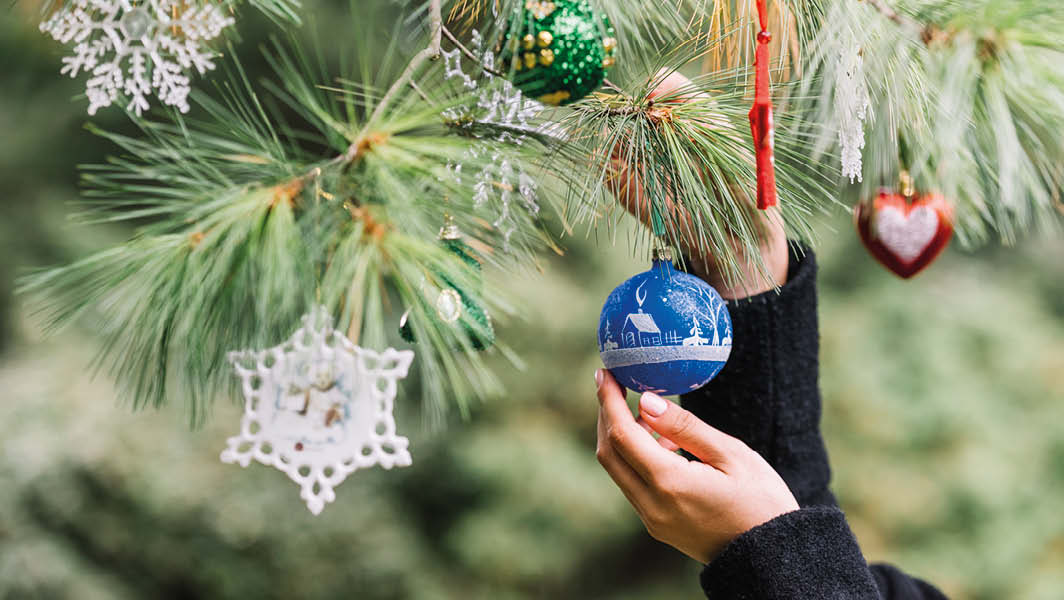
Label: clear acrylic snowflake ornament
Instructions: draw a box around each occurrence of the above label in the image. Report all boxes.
[39,0,234,115]
[442,30,545,245]
[221,307,415,515]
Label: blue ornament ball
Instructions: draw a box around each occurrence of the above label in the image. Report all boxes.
[598,257,732,396]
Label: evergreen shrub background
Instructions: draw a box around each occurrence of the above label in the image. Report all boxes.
[1,3,1062,598]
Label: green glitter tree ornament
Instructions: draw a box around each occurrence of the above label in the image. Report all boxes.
[507,0,616,106]
[399,216,495,351]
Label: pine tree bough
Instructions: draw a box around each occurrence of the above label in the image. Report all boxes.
[363,0,443,129]
[19,0,1064,424]
[806,0,1064,244]
[862,0,922,35]
[861,0,945,45]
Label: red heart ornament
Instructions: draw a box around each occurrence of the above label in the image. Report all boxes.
[855,190,954,279]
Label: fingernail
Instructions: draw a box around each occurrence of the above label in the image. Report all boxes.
[595,369,604,389]
[640,392,667,417]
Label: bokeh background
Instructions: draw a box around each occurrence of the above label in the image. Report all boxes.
[2,2,1064,599]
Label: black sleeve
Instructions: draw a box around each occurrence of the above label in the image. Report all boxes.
[681,246,948,600]
[699,506,880,599]
[699,507,948,600]
[871,564,950,600]
[681,244,832,508]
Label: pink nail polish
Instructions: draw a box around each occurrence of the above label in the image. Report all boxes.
[595,369,604,389]
[640,392,667,417]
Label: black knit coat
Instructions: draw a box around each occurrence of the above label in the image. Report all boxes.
[680,247,949,600]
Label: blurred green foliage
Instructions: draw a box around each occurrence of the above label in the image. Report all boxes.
[1,2,1062,599]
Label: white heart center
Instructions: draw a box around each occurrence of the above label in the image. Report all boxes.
[876,206,938,263]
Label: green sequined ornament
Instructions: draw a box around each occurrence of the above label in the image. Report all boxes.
[399,219,495,351]
[507,0,616,106]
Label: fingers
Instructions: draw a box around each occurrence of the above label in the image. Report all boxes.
[597,402,653,505]
[595,372,654,511]
[607,153,644,217]
[637,416,682,452]
[607,151,700,248]
[648,69,698,101]
[596,370,684,482]
[637,392,742,470]
[608,70,696,220]
[605,70,707,254]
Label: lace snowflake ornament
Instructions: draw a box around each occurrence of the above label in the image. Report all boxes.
[221,307,415,515]
[39,0,234,115]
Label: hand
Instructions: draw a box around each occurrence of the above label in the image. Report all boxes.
[607,70,789,299]
[594,368,799,563]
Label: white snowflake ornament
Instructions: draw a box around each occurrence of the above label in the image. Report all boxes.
[221,307,415,515]
[39,0,234,115]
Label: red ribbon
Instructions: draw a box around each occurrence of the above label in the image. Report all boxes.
[749,0,777,209]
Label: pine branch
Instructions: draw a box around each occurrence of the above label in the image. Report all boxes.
[860,0,943,44]
[556,45,835,285]
[802,0,1064,245]
[24,0,841,427]
[19,12,562,424]
[862,0,922,33]
[363,0,444,130]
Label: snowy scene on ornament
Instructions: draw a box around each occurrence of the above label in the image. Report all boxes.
[599,259,732,396]
[39,0,234,115]
[221,307,415,515]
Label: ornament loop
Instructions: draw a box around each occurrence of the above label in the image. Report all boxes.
[439,213,461,240]
[899,170,915,199]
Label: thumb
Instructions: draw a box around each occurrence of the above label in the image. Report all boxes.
[649,69,693,100]
[637,392,741,469]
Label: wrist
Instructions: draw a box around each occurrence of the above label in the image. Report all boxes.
[686,235,788,300]
[684,207,789,299]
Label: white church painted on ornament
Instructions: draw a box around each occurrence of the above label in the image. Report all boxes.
[621,312,661,347]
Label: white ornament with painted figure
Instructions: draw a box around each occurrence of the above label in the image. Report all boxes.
[221,307,414,515]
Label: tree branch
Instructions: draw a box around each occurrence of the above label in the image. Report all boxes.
[351,0,443,160]
[409,79,431,102]
[862,0,937,43]
[863,0,914,29]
